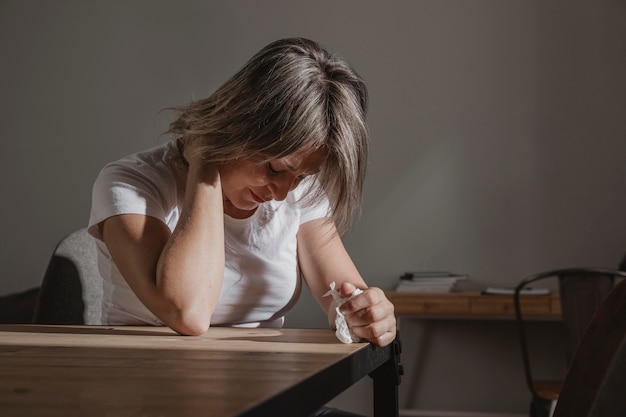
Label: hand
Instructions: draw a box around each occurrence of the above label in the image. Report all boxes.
[178,137,221,184]
[179,136,210,169]
[338,282,396,347]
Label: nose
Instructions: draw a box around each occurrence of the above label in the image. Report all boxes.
[269,176,301,201]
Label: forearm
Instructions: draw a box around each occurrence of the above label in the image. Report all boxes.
[296,219,367,315]
[155,163,225,334]
[297,219,396,346]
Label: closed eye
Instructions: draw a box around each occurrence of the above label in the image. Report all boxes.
[267,161,320,179]
[267,162,280,176]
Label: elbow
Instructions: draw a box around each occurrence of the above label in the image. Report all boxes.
[165,306,213,336]
[175,319,210,337]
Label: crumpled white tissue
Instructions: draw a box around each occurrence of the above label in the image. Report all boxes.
[323,282,363,344]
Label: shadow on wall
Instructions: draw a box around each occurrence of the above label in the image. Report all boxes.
[0,256,88,324]
[32,256,88,324]
[0,287,39,323]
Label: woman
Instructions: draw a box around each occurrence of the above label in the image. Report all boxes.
[88,37,396,349]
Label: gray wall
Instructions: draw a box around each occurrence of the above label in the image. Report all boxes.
[1,1,625,415]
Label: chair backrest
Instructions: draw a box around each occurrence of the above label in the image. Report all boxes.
[619,252,626,272]
[553,277,626,417]
[32,228,102,325]
[558,272,615,362]
[514,268,626,397]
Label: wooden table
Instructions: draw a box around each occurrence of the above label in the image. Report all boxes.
[0,325,401,417]
[386,291,561,321]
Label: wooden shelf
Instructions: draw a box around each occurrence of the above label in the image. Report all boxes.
[385,291,561,321]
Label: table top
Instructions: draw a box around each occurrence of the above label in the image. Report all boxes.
[386,290,561,320]
[0,324,380,417]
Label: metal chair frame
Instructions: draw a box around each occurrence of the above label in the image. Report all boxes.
[553,277,626,416]
[514,267,626,417]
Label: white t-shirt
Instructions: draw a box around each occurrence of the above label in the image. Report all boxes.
[88,140,330,327]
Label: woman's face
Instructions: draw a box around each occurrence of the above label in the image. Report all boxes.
[219,146,328,216]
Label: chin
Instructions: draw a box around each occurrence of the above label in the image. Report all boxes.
[226,199,257,211]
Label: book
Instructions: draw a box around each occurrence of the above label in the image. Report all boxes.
[482,287,551,296]
[400,272,468,281]
[395,271,468,293]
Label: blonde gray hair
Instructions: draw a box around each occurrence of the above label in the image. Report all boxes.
[168,37,368,234]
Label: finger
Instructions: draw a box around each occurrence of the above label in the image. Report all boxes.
[340,287,382,315]
[349,317,397,347]
[365,328,397,347]
[339,282,358,298]
[343,299,394,327]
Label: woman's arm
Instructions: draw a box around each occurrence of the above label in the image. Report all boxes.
[100,142,225,336]
[297,218,396,346]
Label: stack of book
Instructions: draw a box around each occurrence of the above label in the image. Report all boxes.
[395,271,468,293]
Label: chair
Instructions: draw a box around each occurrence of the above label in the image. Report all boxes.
[553,276,626,417]
[32,228,103,325]
[514,267,626,417]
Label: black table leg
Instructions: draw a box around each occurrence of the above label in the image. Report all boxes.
[371,333,403,417]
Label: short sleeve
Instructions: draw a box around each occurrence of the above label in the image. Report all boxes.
[297,178,332,225]
[88,161,173,240]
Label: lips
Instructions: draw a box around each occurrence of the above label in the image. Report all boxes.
[251,191,269,204]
